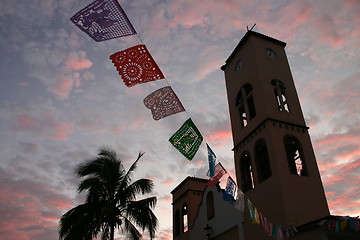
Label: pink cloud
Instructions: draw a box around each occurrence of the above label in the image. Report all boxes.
[111,124,124,134]
[323,176,343,184]
[12,111,74,141]
[64,51,93,72]
[327,189,360,217]
[154,228,173,240]
[53,121,74,140]
[22,43,93,99]
[51,74,77,99]
[18,116,37,129]
[164,0,251,37]
[205,130,232,147]
[0,169,73,240]
[158,195,172,203]
[161,177,175,186]
[17,82,29,87]
[129,116,149,130]
[315,133,358,148]
[314,15,345,48]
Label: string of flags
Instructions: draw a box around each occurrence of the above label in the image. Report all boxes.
[321,216,360,232]
[71,0,238,205]
[247,199,298,239]
[71,0,234,210]
[246,199,360,239]
[71,0,215,164]
[70,3,360,239]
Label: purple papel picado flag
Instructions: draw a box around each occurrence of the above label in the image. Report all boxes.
[71,0,136,42]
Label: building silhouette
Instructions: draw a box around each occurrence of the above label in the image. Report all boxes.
[171,31,360,240]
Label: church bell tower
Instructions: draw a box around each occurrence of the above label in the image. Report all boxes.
[221,31,330,239]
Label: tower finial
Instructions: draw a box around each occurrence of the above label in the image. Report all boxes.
[247,23,256,31]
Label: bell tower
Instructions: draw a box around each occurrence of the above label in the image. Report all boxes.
[171,177,208,240]
[221,31,330,239]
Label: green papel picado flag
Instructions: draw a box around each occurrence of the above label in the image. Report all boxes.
[169,118,203,160]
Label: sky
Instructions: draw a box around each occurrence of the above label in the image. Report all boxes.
[0,0,359,239]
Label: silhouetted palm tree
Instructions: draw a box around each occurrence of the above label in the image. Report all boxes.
[59,148,158,240]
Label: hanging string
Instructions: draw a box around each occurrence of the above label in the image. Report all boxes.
[134,33,193,121]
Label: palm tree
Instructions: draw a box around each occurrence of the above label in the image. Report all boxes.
[59,148,158,240]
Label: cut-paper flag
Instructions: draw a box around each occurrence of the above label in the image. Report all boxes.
[71,0,136,42]
[143,86,185,120]
[234,189,244,211]
[208,162,227,187]
[223,176,236,202]
[169,118,203,160]
[206,144,216,177]
[110,44,165,87]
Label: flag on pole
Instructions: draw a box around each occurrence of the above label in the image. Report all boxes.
[208,162,227,187]
[206,144,216,177]
[71,0,136,42]
[143,86,185,120]
[110,44,165,87]
[169,118,203,160]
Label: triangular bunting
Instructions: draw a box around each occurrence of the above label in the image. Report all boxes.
[169,118,203,160]
[110,44,165,87]
[71,0,137,42]
[144,86,185,120]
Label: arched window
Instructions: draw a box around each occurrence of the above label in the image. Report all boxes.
[284,135,308,176]
[206,191,215,219]
[254,139,272,182]
[240,152,255,192]
[174,209,180,236]
[182,204,188,232]
[271,79,289,112]
[236,84,256,128]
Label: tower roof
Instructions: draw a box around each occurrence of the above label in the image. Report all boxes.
[170,176,208,195]
[221,30,286,71]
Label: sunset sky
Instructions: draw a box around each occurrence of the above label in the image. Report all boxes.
[0,0,359,239]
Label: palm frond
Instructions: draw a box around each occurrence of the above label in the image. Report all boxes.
[77,176,103,193]
[59,203,102,240]
[100,223,110,240]
[122,217,142,240]
[76,148,124,178]
[118,152,144,192]
[119,178,154,202]
[75,158,104,177]
[125,197,158,239]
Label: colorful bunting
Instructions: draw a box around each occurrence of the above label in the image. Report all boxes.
[71,0,136,42]
[110,44,165,87]
[143,86,185,120]
[208,162,227,187]
[326,217,360,233]
[169,118,203,160]
[247,198,302,239]
[206,144,216,177]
